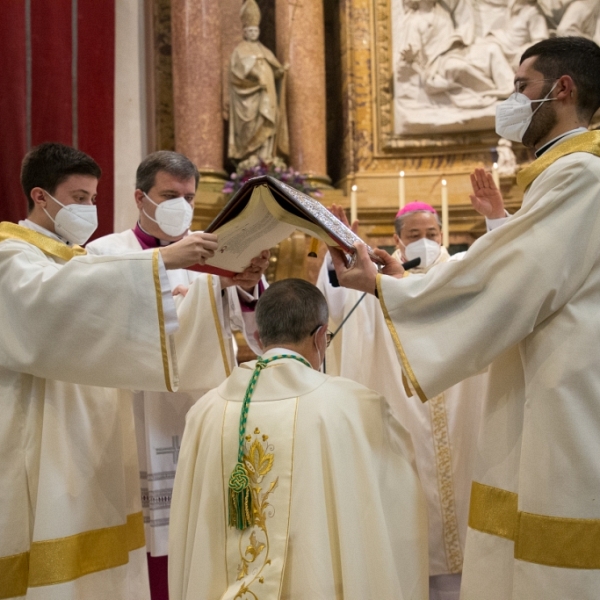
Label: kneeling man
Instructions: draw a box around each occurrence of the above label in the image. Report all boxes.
[169,279,429,600]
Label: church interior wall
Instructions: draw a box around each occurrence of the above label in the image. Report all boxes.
[3,0,598,258]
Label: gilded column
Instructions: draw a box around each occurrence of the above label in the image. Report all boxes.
[276,0,330,186]
[171,0,226,179]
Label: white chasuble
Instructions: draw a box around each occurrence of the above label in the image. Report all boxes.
[169,353,429,600]
[87,228,252,556]
[221,397,297,599]
[317,252,486,580]
[377,131,600,600]
[0,223,184,600]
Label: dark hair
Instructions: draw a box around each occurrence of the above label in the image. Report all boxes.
[256,279,329,347]
[136,151,200,193]
[394,210,441,236]
[520,37,600,122]
[21,143,101,211]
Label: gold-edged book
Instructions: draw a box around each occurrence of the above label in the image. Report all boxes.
[189,175,383,277]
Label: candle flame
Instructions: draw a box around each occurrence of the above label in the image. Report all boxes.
[400,171,405,177]
[351,185,358,191]
[442,179,447,186]
[493,162,498,169]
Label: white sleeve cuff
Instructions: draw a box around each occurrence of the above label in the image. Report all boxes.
[237,284,260,302]
[157,252,179,335]
[486,211,510,232]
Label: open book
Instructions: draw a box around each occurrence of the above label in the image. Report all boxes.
[191,175,382,277]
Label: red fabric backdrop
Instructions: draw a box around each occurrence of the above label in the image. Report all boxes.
[0,0,115,239]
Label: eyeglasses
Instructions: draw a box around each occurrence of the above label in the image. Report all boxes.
[310,324,333,348]
[513,78,557,95]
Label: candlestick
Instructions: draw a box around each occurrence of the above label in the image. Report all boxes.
[350,185,358,224]
[441,179,449,249]
[398,171,406,210]
[492,162,500,188]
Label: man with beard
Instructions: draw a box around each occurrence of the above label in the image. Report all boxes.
[331,36,600,600]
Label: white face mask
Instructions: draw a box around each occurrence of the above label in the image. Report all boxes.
[143,192,193,238]
[43,191,98,245]
[495,82,558,143]
[404,238,441,269]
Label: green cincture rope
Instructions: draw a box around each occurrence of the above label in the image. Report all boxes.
[228,354,312,530]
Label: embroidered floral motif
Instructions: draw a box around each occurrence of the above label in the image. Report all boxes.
[234,428,278,599]
[429,394,463,573]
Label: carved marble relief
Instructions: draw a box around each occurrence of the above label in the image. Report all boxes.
[390,0,600,137]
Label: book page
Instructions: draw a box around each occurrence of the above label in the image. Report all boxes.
[203,186,296,273]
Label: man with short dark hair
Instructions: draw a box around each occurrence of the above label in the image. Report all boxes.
[87,150,268,598]
[332,37,600,599]
[0,142,230,600]
[168,278,429,600]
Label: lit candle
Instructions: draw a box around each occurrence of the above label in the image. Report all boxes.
[350,185,358,224]
[441,179,449,249]
[492,162,500,188]
[398,171,406,210]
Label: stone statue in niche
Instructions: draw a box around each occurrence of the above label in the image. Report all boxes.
[393,0,515,134]
[228,0,289,166]
[496,138,518,177]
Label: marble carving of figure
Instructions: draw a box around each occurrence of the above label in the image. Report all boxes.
[496,138,518,177]
[397,0,514,110]
[228,0,288,164]
[556,0,600,42]
[392,0,600,135]
[487,0,549,68]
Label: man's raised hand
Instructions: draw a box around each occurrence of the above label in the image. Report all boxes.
[469,168,505,219]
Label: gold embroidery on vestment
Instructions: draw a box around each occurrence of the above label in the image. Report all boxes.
[0,511,144,597]
[469,481,600,569]
[152,249,174,392]
[429,394,463,572]
[376,273,428,403]
[234,431,278,598]
[0,222,87,261]
[517,130,600,190]
[208,273,232,377]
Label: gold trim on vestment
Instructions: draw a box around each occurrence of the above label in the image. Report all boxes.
[0,552,29,599]
[152,249,174,392]
[0,222,86,261]
[429,394,463,572]
[221,401,231,586]
[376,273,428,403]
[469,481,518,541]
[469,481,600,569]
[207,274,231,377]
[401,371,413,398]
[516,511,600,569]
[0,512,144,597]
[516,130,600,190]
[278,397,299,595]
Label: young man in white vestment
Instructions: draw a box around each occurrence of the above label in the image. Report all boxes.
[0,143,236,600]
[331,37,600,600]
[168,278,429,600]
[317,202,487,600]
[86,151,267,598]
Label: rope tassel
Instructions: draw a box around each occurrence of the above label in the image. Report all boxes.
[228,462,253,529]
[227,353,312,530]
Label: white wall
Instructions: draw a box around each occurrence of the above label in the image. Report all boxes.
[114,0,147,232]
